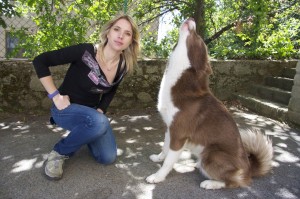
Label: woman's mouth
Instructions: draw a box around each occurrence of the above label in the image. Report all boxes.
[115,40,124,46]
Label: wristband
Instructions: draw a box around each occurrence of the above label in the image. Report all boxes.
[47,90,60,99]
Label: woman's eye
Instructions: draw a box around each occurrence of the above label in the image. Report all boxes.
[114,27,120,31]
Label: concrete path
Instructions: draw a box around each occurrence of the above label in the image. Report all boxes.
[0,107,299,199]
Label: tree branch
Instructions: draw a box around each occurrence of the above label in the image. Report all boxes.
[138,7,178,27]
[268,0,298,17]
[205,0,298,44]
[152,0,193,7]
[205,21,236,44]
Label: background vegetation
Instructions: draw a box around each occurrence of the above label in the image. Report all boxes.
[1,0,299,60]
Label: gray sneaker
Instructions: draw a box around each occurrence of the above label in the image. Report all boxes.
[44,150,68,180]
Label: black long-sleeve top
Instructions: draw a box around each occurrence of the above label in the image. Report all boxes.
[33,43,126,113]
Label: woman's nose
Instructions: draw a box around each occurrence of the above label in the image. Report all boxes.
[118,32,124,39]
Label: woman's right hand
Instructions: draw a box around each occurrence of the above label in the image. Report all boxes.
[52,94,71,110]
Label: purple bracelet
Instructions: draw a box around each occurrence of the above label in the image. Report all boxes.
[47,90,60,99]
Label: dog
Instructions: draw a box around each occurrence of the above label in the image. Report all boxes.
[146,18,273,189]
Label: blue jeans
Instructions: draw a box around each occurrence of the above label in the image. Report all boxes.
[50,103,117,164]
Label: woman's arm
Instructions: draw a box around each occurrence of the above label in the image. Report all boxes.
[39,76,70,110]
[97,84,119,114]
[33,43,93,110]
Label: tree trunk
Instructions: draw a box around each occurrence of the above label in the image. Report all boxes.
[194,0,205,39]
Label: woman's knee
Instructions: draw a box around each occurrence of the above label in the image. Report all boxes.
[86,112,110,129]
[95,153,117,165]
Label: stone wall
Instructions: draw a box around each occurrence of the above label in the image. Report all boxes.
[209,60,297,100]
[0,59,297,115]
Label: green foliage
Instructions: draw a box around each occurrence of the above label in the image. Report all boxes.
[141,28,178,58]
[6,0,122,58]
[4,0,300,60]
[0,0,21,28]
[205,0,300,59]
[135,0,299,60]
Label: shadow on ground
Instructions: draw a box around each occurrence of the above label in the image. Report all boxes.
[0,107,299,199]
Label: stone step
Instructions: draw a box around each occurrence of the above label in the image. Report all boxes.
[282,67,296,79]
[265,76,294,91]
[249,84,291,105]
[235,93,288,122]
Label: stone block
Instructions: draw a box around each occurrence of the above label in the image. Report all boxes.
[41,97,52,110]
[289,97,300,112]
[293,74,300,86]
[287,61,300,127]
[137,92,153,103]
[291,85,300,98]
[296,61,300,72]
[211,61,232,75]
[146,66,159,74]
[234,64,252,76]
[288,111,300,127]
[30,76,44,91]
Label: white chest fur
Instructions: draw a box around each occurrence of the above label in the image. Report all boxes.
[157,35,191,127]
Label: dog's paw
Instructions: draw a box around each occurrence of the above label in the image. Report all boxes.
[200,180,225,190]
[146,173,165,184]
[149,154,165,162]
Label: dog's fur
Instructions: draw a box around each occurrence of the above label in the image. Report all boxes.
[146,18,273,189]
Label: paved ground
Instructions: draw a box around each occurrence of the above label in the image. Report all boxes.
[0,106,299,199]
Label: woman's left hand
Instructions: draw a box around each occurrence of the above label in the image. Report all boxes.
[97,108,103,113]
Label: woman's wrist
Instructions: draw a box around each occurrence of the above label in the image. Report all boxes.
[48,90,60,99]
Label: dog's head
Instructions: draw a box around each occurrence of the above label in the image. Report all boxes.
[178,18,212,75]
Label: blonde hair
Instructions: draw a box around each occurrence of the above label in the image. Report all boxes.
[98,14,140,73]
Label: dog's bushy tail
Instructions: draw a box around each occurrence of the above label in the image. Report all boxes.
[240,129,273,177]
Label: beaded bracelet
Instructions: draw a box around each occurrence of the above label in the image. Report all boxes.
[47,90,60,99]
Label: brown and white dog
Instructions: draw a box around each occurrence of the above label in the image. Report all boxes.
[146,18,273,189]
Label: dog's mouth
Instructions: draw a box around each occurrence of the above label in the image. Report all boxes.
[182,18,196,32]
[186,18,194,23]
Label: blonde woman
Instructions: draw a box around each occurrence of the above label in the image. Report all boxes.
[33,14,140,180]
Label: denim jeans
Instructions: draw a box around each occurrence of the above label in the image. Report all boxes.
[50,103,117,164]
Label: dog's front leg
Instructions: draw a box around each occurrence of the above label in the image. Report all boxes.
[146,148,182,183]
[149,130,170,162]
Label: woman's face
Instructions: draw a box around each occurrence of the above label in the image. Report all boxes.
[107,18,133,52]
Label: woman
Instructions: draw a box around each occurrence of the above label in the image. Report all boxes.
[33,14,140,180]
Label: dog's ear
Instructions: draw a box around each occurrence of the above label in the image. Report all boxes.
[187,31,212,75]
